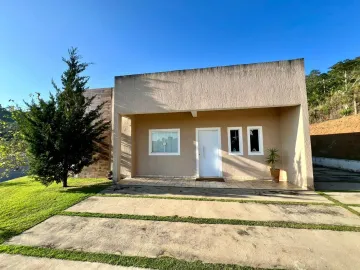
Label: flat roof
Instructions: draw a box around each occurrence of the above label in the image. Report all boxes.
[115,58,304,78]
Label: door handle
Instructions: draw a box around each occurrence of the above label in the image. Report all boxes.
[203,146,205,158]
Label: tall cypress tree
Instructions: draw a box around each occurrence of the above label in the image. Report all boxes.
[16,48,110,187]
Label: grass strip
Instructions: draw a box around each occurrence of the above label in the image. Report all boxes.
[0,244,277,270]
[60,211,360,232]
[97,193,334,206]
[0,177,111,244]
[317,192,360,217]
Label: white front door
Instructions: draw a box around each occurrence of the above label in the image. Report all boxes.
[197,128,221,177]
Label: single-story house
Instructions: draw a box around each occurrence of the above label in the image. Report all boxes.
[110,59,314,189]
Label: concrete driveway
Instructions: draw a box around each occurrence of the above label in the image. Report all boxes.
[67,196,360,225]
[5,182,360,270]
[8,215,360,270]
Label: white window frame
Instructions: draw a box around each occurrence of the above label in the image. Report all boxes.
[247,126,264,155]
[149,128,180,156]
[227,127,243,155]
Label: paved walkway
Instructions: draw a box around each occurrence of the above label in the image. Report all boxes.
[67,196,360,225]
[119,177,303,190]
[314,166,360,182]
[315,181,360,191]
[5,172,360,270]
[102,185,330,203]
[0,254,147,270]
[326,192,360,204]
[314,166,360,191]
[350,206,360,212]
[8,215,360,270]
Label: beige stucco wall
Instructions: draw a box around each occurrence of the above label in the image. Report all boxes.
[280,106,314,189]
[112,59,314,188]
[114,59,305,115]
[133,108,281,179]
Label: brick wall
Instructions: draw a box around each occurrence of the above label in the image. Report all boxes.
[311,132,360,161]
[77,88,112,178]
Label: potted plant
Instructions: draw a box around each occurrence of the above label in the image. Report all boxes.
[266,148,280,182]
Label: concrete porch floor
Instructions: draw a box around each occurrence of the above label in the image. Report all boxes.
[118,178,303,190]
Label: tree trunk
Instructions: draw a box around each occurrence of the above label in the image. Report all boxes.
[62,175,68,188]
[62,158,68,188]
[354,91,358,115]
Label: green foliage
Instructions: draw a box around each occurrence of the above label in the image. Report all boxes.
[0,105,13,122]
[340,105,353,116]
[0,177,109,243]
[306,70,332,108]
[307,56,360,123]
[266,148,279,169]
[0,107,28,178]
[15,48,110,187]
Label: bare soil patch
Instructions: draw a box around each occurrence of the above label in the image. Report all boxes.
[310,115,360,135]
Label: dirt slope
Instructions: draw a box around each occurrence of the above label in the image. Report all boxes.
[310,115,360,135]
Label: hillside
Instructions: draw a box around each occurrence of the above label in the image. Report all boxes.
[0,106,12,122]
[310,115,360,135]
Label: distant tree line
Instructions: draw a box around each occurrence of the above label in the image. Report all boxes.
[306,56,360,123]
[0,105,27,177]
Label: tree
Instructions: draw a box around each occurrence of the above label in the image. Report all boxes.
[306,70,332,107]
[0,106,28,178]
[328,57,360,114]
[16,48,110,187]
[306,56,360,123]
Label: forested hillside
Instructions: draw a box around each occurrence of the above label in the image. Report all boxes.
[0,105,12,122]
[306,56,360,123]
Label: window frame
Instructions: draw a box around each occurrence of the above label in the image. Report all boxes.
[148,128,180,156]
[247,126,264,155]
[227,127,243,155]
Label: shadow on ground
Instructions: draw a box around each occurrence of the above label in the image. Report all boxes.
[59,182,111,194]
[103,185,321,202]
[314,166,360,192]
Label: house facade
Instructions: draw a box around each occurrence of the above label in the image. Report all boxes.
[111,59,314,189]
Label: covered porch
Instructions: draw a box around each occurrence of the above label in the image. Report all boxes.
[113,105,313,189]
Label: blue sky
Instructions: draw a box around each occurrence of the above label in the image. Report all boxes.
[0,0,359,106]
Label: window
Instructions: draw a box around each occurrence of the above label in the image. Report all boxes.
[149,129,180,155]
[227,127,243,155]
[247,126,264,155]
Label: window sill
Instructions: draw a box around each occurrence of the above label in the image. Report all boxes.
[149,153,180,156]
[248,151,264,156]
[228,152,243,156]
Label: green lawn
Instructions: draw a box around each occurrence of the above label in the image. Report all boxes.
[0,177,110,243]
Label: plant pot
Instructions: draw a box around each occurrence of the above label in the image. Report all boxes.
[270,168,280,183]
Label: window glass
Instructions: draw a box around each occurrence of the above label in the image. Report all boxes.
[230,129,240,152]
[228,127,243,155]
[151,130,179,153]
[249,129,260,152]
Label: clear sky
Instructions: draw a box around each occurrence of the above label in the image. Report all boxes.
[0,0,359,106]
